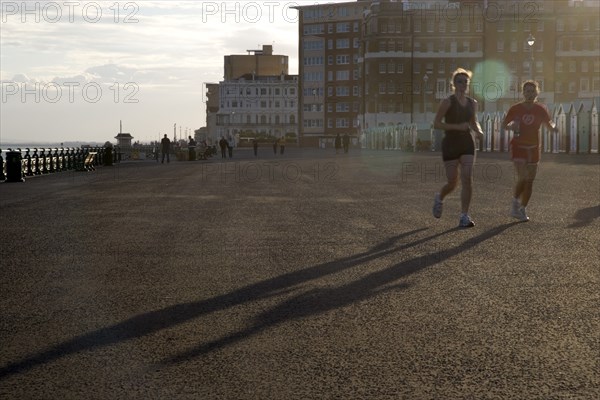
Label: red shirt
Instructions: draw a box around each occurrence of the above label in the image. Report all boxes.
[503,102,552,146]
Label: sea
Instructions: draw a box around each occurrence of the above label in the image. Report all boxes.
[1,142,104,157]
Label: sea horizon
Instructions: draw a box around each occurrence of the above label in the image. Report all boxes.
[0,141,105,151]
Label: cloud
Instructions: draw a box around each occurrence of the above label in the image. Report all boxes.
[0,0,347,143]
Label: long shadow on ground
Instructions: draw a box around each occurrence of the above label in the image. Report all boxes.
[0,223,517,378]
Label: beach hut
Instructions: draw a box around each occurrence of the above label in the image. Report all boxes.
[568,103,577,153]
[577,102,590,153]
[591,100,598,153]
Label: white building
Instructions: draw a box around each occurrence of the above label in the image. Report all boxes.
[216,73,299,145]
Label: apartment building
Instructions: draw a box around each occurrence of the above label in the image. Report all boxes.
[216,74,299,145]
[553,0,600,105]
[296,0,599,146]
[296,1,370,147]
[206,45,299,145]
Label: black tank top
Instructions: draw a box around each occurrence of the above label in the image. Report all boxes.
[444,95,474,136]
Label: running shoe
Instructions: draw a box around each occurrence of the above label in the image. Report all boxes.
[432,193,443,218]
[514,206,530,222]
[459,213,475,228]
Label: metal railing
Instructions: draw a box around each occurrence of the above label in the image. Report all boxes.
[0,147,122,180]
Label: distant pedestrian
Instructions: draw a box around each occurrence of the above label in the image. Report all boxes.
[219,137,228,159]
[279,137,285,155]
[161,134,171,163]
[502,80,558,222]
[227,141,233,158]
[432,68,484,228]
[188,136,196,161]
[334,133,342,154]
[253,139,258,157]
[342,133,350,153]
[273,139,278,155]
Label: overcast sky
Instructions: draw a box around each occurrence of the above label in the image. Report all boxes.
[0,0,349,145]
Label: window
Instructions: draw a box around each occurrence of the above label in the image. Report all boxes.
[569,61,576,73]
[336,38,350,49]
[336,87,350,96]
[336,55,350,65]
[568,81,576,93]
[414,20,421,32]
[336,118,350,128]
[388,82,395,94]
[580,78,589,92]
[336,102,350,112]
[582,61,589,73]
[336,70,350,81]
[336,22,350,32]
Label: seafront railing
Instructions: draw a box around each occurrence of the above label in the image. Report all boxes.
[0,146,121,181]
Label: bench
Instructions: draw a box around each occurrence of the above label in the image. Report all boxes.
[84,152,97,171]
[76,151,97,171]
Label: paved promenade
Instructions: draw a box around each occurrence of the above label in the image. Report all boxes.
[1,148,598,399]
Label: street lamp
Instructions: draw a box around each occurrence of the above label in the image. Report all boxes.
[527,34,535,80]
[423,74,429,122]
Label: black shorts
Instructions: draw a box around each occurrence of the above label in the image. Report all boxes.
[442,133,475,161]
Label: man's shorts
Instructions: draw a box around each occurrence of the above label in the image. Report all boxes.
[442,133,475,161]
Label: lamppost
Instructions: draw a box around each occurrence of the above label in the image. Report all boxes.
[230,111,236,146]
[527,34,535,80]
[422,73,429,123]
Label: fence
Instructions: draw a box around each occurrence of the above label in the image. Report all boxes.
[0,146,122,181]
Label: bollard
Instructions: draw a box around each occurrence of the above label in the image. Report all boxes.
[104,146,114,166]
[5,151,25,182]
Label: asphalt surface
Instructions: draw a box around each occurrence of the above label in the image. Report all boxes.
[1,148,598,399]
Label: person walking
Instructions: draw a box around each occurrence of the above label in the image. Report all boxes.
[334,133,342,154]
[161,134,171,164]
[343,133,350,153]
[253,139,258,157]
[502,80,558,222]
[279,137,285,155]
[219,137,228,159]
[432,68,484,228]
[188,136,196,161]
[273,139,278,155]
